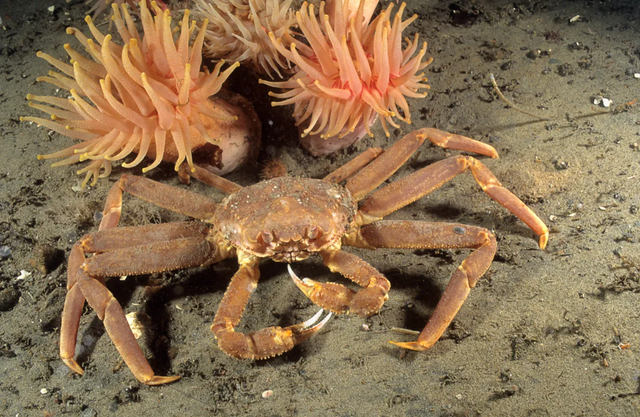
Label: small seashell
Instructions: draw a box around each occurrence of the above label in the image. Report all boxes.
[125,312,152,340]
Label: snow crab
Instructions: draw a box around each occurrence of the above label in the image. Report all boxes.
[60,128,548,384]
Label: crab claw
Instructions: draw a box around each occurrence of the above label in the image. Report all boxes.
[214,307,332,359]
[287,264,356,314]
[289,308,333,344]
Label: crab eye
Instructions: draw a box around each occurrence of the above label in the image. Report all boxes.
[261,230,273,244]
[307,226,321,240]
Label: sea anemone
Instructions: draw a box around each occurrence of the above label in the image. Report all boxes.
[23,1,260,186]
[261,0,432,155]
[192,0,297,78]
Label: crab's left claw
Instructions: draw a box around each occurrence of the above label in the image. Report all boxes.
[288,308,333,344]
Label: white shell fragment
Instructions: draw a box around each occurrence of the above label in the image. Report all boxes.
[634,73,640,79]
[47,5,55,13]
[16,270,32,280]
[593,96,612,108]
[569,15,580,23]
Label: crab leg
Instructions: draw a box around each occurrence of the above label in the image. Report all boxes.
[345,129,426,201]
[289,250,390,317]
[212,256,331,359]
[344,128,498,201]
[59,223,223,384]
[59,242,89,376]
[85,222,211,251]
[100,174,219,230]
[353,220,497,351]
[421,128,499,159]
[178,163,243,194]
[359,155,549,249]
[323,147,383,184]
[75,269,181,385]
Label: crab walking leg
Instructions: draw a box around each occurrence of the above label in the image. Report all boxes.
[323,147,383,184]
[359,155,549,249]
[59,223,223,383]
[83,238,219,277]
[346,129,427,201]
[75,269,181,385]
[289,250,390,317]
[100,174,219,230]
[59,242,88,376]
[354,221,497,351]
[85,222,211,251]
[344,128,498,202]
[178,163,243,194]
[212,256,330,359]
[422,128,499,159]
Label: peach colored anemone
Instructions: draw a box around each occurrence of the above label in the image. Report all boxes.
[192,0,297,78]
[260,0,433,155]
[23,1,259,186]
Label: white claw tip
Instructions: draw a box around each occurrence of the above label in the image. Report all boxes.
[302,308,326,328]
[287,263,298,280]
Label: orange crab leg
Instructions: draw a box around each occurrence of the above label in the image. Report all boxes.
[59,222,225,384]
[59,242,88,376]
[323,147,383,184]
[359,155,549,249]
[345,129,426,201]
[212,256,331,359]
[178,163,243,195]
[353,220,497,351]
[100,174,219,230]
[83,238,218,277]
[289,250,390,317]
[421,128,499,159]
[84,222,210,251]
[75,269,181,385]
[344,128,498,201]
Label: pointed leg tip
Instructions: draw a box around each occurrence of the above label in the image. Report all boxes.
[539,232,549,250]
[389,340,429,352]
[63,358,84,375]
[144,374,182,385]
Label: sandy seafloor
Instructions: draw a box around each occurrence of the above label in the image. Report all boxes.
[1,0,639,415]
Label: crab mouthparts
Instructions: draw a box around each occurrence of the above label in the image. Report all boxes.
[257,227,323,261]
[271,246,311,263]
